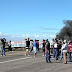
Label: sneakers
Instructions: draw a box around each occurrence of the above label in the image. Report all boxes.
[1,55,6,56]
[28,55,30,56]
[46,61,48,63]
[24,54,26,56]
[46,61,52,63]
[49,61,52,63]
[34,55,36,57]
[34,56,36,57]
[59,59,62,61]
[1,55,3,56]
[64,62,67,64]
[42,55,45,56]
[4,55,6,56]
[56,58,58,60]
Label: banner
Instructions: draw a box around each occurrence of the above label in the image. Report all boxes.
[11,41,26,47]
[11,41,43,48]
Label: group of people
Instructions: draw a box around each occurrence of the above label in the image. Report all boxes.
[24,38,52,63]
[49,39,72,64]
[0,37,72,64]
[24,38,39,57]
[24,38,72,64]
[0,38,12,56]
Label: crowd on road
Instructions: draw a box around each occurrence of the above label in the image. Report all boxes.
[24,38,72,64]
[0,38,72,64]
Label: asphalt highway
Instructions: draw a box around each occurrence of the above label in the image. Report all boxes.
[0,51,72,72]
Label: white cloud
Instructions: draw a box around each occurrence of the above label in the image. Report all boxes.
[49,35,56,38]
[0,32,2,35]
[0,32,56,41]
[26,34,30,38]
[42,35,46,37]
[22,34,26,38]
[11,35,16,38]
[34,34,40,38]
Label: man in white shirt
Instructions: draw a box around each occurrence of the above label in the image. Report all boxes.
[54,41,58,60]
[50,39,54,54]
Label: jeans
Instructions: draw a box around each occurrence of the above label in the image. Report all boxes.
[30,46,33,52]
[69,52,72,61]
[53,49,55,58]
[46,52,51,62]
[54,49,58,59]
[1,47,6,55]
[60,51,63,60]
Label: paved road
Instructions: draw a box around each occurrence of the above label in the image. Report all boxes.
[0,51,72,72]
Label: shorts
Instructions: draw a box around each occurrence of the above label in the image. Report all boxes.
[63,50,67,53]
[26,49,29,51]
[33,47,37,53]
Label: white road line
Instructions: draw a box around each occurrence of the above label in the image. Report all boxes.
[0,57,32,64]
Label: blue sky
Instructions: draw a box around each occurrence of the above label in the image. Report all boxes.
[0,0,72,41]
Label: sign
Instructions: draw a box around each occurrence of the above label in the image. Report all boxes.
[11,41,43,48]
[11,41,26,47]
[68,44,72,52]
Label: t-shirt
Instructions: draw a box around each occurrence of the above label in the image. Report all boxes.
[37,42,39,48]
[33,42,37,48]
[50,40,54,45]
[46,43,50,50]
[43,42,45,48]
[45,43,50,53]
[61,43,68,52]
[54,43,58,48]
[26,41,30,48]
[30,41,33,46]
[68,44,72,52]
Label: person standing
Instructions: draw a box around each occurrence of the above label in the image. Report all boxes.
[57,41,62,58]
[37,40,39,52]
[54,41,58,60]
[30,40,33,53]
[33,40,37,57]
[60,42,64,61]
[42,39,45,56]
[50,39,54,54]
[25,38,30,56]
[8,40,12,52]
[0,39,3,56]
[1,38,6,56]
[62,40,68,64]
[68,41,72,62]
[45,41,51,63]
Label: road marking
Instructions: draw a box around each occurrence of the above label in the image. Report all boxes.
[0,57,31,64]
[6,52,25,56]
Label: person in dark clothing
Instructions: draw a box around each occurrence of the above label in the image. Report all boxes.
[36,40,39,52]
[45,41,51,63]
[1,38,6,56]
[57,42,62,58]
[42,39,45,56]
[8,40,12,51]
[25,38,30,56]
